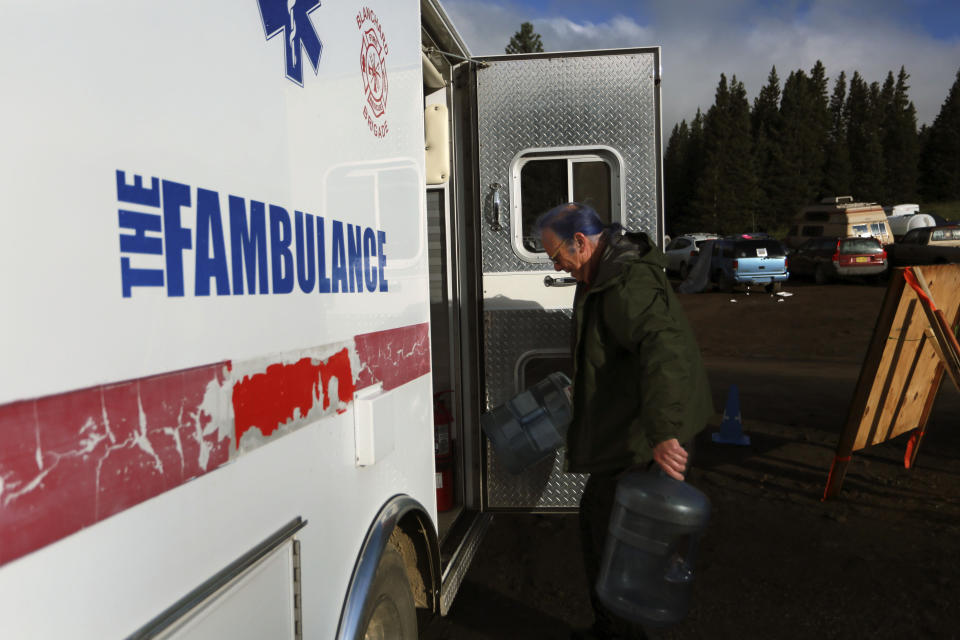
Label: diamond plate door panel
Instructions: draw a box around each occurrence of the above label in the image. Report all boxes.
[475,51,662,510]
[476,51,662,273]
[483,309,587,509]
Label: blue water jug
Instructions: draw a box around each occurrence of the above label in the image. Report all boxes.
[596,470,711,627]
[480,372,572,474]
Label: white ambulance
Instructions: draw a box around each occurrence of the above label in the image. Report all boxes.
[0,1,665,637]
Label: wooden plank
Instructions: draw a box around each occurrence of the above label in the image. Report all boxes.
[912,267,960,390]
[907,299,960,468]
[824,264,960,499]
[823,270,906,500]
[856,265,960,449]
[856,298,919,449]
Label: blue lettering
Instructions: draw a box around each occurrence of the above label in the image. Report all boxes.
[293,211,315,293]
[115,171,395,300]
[377,230,388,292]
[229,197,269,295]
[118,210,162,255]
[120,257,164,298]
[269,205,294,294]
[162,180,193,297]
[195,188,230,296]
[316,216,331,293]
[116,170,160,206]
[363,227,377,291]
[347,224,364,293]
[330,220,348,293]
[295,211,316,293]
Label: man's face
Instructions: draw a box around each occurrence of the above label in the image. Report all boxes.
[541,228,590,282]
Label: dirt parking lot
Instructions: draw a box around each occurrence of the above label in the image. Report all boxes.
[425,278,960,639]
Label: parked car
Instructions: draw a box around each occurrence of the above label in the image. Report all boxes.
[886,224,960,266]
[790,236,887,284]
[709,236,789,292]
[664,233,718,279]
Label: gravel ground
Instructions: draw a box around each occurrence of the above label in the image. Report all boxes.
[424,279,960,640]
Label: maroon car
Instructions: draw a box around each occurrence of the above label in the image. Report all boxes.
[790,236,887,283]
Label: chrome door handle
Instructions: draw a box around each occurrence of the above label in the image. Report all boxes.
[491,183,503,230]
[544,275,577,287]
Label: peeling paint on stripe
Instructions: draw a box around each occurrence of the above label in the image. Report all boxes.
[231,348,355,449]
[0,363,231,566]
[0,322,430,567]
[355,323,431,391]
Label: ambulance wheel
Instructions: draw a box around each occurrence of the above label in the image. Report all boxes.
[359,547,418,640]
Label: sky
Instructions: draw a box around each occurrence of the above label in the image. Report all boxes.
[442,0,960,136]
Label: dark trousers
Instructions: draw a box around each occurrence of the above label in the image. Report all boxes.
[579,471,649,639]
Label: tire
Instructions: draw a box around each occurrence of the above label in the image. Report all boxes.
[767,281,782,293]
[679,262,690,281]
[359,547,418,640]
[814,264,830,285]
[718,272,735,293]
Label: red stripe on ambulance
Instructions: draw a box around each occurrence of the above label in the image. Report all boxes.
[0,322,429,566]
[232,349,355,447]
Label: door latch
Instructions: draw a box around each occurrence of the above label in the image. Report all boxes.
[490,183,503,230]
[544,275,577,287]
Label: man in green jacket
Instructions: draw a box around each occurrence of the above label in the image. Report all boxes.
[536,202,713,640]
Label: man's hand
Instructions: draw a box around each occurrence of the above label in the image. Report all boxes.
[652,438,688,481]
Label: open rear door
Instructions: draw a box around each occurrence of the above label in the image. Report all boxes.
[474,49,664,510]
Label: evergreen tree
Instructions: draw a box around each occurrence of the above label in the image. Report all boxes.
[919,68,960,201]
[808,61,832,197]
[880,67,920,203]
[876,72,897,202]
[771,65,829,224]
[846,72,885,201]
[685,109,707,225]
[691,74,760,233]
[822,71,852,197]
[751,67,785,231]
[664,121,690,235]
[505,22,544,54]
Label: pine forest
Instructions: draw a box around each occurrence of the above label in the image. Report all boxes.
[664,65,960,236]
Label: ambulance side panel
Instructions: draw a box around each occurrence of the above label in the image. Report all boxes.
[0,2,435,638]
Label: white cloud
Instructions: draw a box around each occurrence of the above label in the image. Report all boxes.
[442,0,960,134]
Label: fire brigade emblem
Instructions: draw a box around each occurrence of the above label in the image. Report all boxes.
[357,7,389,138]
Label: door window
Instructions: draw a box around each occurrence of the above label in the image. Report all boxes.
[517,352,573,392]
[511,148,624,260]
[931,228,958,241]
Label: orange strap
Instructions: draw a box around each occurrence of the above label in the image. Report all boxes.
[903,267,936,310]
[904,429,924,469]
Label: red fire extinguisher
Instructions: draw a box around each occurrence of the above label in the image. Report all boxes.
[434,390,454,512]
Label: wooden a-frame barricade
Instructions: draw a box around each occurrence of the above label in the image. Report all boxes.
[823,264,960,500]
